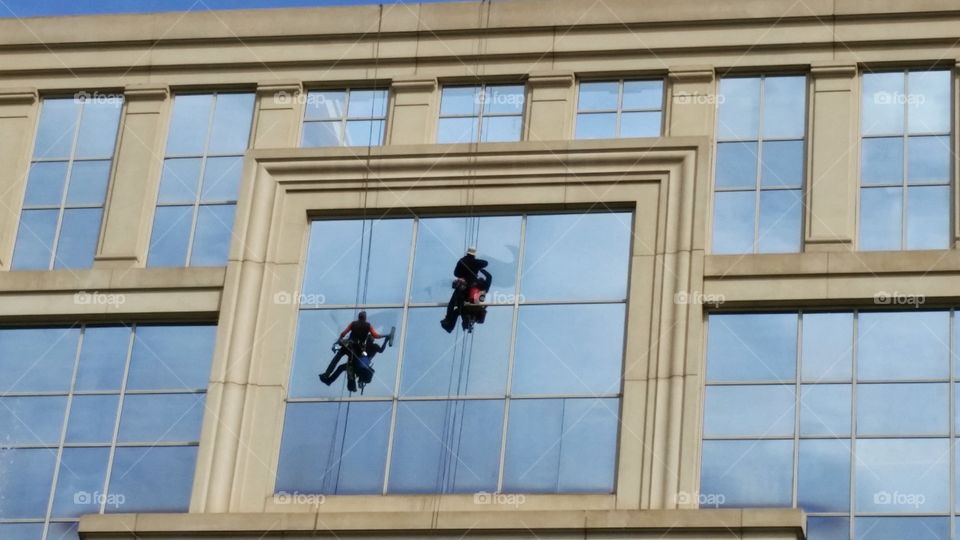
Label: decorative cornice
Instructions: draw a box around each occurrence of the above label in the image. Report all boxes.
[0,87,38,105]
[810,63,857,78]
[391,76,437,92]
[123,84,169,100]
[668,66,714,83]
[526,71,575,88]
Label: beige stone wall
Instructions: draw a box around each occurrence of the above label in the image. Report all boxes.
[0,0,953,537]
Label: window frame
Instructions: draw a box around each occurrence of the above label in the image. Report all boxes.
[436,83,527,143]
[299,86,390,148]
[573,77,665,139]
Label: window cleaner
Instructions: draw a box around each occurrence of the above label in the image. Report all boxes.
[319,310,395,393]
[441,247,492,334]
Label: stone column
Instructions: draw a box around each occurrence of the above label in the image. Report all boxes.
[806,63,858,252]
[388,76,437,144]
[253,81,303,149]
[0,88,38,269]
[96,84,169,269]
[525,71,575,143]
[666,65,716,137]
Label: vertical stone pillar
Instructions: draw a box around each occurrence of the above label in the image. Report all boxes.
[96,84,169,269]
[806,63,858,251]
[388,76,437,144]
[0,88,38,269]
[253,81,303,149]
[525,71,574,142]
[666,66,716,137]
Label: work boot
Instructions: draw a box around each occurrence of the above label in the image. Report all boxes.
[440,318,455,333]
[347,376,358,393]
[319,372,333,385]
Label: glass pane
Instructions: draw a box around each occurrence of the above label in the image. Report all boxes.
[47,523,80,540]
[34,98,80,159]
[437,117,477,144]
[856,438,948,513]
[483,85,525,115]
[0,524,45,540]
[857,383,948,435]
[706,313,797,382]
[189,203,236,266]
[907,70,950,134]
[157,158,202,204]
[712,191,755,254]
[703,384,794,437]
[50,447,110,518]
[503,398,618,493]
[147,205,193,267]
[577,81,619,111]
[857,517,948,540]
[107,446,197,512]
[24,161,69,207]
[440,86,481,116]
[575,112,617,139]
[127,324,216,390]
[118,393,206,443]
[622,80,662,110]
[859,187,902,251]
[302,218,413,305]
[798,439,851,512]
[347,89,387,119]
[715,141,758,189]
[12,208,59,270]
[907,185,949,250]
[54,208,102,270]
[75,325,130,391]
[862,72,905,136]
[513,304,624,396]
[288,308,401,399]
[206,93,254,154]
[521,212,631,301]
[0,448,56,518]
[717,77,761,140]
[200,156,243,202]
[65,160,111,206]
[480,115,522,142]
[907,135,950,184]
[75,99,123,158]
[762,75,806,139]
[760,140,803,188]
[276,401,392,495]
[165,94,214,155]
[808,517,850,540]
[411,215,521,303]
[388,400,503,493]
[699,439,793,507]
[758,189,801,253]
[400,306,510,397]
[301,121,342,147]
[305,91,346,120]
[66,394,119,443]
[0,396,67,444]
[0,327,78,392]
[858,311,949,380]
[799,384,851,436]
[619,111,661,137]
[861,137,903,185]
[802,312,853,381]
[344,120,385,146]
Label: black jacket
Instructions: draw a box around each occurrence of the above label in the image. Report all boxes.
[454,254,488,283]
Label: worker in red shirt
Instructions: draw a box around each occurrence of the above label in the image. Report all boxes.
[319,311,392,392]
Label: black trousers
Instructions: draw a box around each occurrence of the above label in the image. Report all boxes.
[323,343,361,383]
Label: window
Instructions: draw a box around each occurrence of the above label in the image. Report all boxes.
[437,84,524,143]
[277,211,631,495]
[574,79,663,139]
[12,95,123,270]
[701,310,960,540]
[301,88,388,147]
[712,75,806,254]
[0,324,216,540]
[859,69,951,251]
[147,92,255,267]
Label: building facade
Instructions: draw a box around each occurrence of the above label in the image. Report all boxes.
[0,0,957,538]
